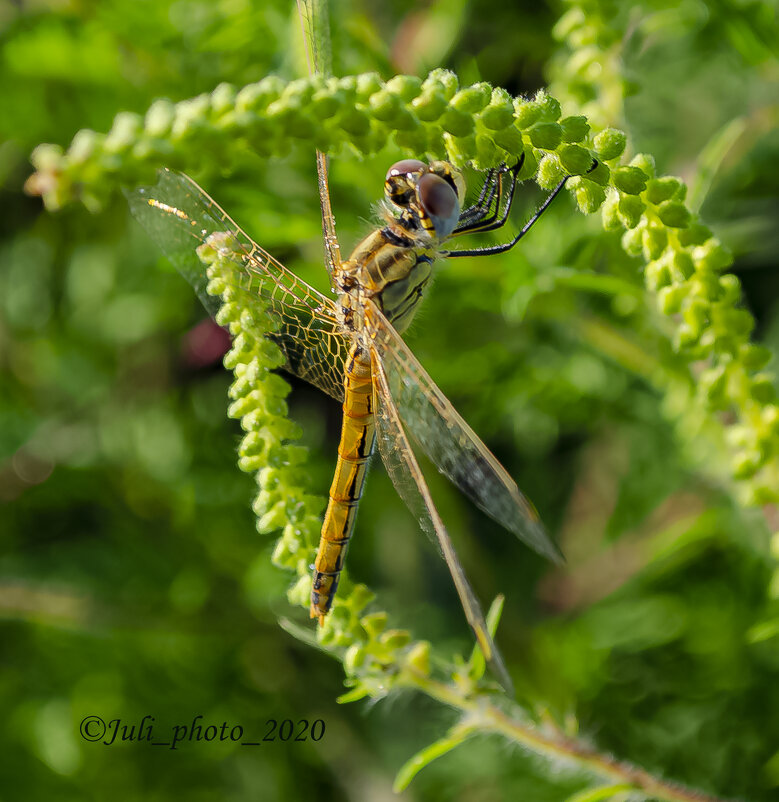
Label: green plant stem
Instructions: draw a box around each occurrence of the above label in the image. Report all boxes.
[399,669,734,802]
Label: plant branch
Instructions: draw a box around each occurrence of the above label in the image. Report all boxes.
[400,669,738,802]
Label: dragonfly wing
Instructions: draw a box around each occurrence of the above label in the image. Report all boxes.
[297,0,342,282]
[315,151,342,281]
[370,346,514,695]
[365,305,561,563]
[126,169,347,401]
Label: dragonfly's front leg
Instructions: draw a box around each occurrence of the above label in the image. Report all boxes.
[310,345,376,623]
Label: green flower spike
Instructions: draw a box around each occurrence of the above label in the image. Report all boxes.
[28,66,770,802]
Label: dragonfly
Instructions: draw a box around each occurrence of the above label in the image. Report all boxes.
[127,0,583,694]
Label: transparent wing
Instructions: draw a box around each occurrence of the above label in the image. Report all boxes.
[297,0,342,281]
[365,305,561,563]
[126,168,348,401]
[315,151,343,281]
[370,347,514,695]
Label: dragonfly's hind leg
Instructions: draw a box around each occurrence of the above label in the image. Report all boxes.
[445,157,599,258]
[453,154,525,234]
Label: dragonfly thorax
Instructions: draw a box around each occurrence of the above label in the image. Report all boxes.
[337,160,465,335]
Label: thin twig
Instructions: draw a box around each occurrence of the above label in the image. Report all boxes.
[400,670,737,802]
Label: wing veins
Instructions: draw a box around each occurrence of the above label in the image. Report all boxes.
[127,169,348,401]
[366,306,561,563]
[371,347,514,695]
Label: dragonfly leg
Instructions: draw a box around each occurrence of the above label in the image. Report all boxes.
[445,157,599,257]
[456,168,502,228]
[453,154,525,235]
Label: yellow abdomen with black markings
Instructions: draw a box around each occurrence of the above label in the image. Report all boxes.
[310,344,375,621]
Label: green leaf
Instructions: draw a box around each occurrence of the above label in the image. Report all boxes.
[393,725,474,792]
[467,594,505,681]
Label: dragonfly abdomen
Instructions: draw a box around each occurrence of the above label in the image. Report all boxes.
[311,345,376,622]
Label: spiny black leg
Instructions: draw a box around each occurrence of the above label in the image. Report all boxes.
[454,163,520,235]
[444,158,599,258]
[445,176,567,257]
[456,171,503,229]
[457,153,523,229]
[458,169,501,225]
[454,153,526,235]
[462,168,497,215]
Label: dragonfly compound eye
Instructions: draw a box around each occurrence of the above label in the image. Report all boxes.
[384,159,428,208]
[427,160,466,205]
[385,159,427,180]
[418,172,460,241]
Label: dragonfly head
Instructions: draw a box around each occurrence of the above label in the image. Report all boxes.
[384,159,466,242]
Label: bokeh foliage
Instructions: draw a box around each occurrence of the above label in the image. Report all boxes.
[1,1,777,800]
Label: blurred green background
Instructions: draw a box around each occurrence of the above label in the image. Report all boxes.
[1,0,777,799]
